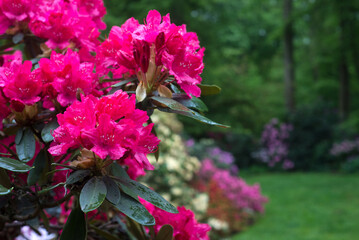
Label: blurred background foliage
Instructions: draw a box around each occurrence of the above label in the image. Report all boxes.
[102,1,359,238]
[104,0,359,133]
[103,0,359,171]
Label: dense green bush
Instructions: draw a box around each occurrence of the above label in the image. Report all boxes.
[286,101,339,171]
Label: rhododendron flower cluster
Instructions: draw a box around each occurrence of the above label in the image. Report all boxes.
[97,10,205,99]
[49,91,160,179]
[0,0,106,51]
[38,49,98,107]
[142,199,211,240]
[0,49,98,126]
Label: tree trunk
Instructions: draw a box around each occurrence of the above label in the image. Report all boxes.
[283,0,295,112]
[337,0,350,120]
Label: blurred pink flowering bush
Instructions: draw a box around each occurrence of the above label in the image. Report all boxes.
[255,118,294,170]
[195,159,267,234]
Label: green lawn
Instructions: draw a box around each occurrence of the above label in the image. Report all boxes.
[232,173,359,240]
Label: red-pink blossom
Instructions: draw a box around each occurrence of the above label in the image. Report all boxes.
[74,0,106,30]
[97,10,205,98]
[0,0,35,21]
[142,200,211,240]
[49,93,159,175]
[38,49,97,106]
[2,60,42,105]
[29,0,103,51]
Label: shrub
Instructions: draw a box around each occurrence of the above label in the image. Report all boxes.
[286,101,339,171]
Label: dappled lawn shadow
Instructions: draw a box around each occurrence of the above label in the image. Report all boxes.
[233,173,359,240]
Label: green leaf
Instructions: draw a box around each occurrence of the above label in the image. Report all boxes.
[110,164,138,200]
[12,33,24,44]
[60,206,87,240]
[198,84,221,96]
[111,163,177,213]
[27,149,47,186]
[80,177,107,213]
[16,128,36,162]
[111,79,134,88]
[121,180,177,213]
[178,97,208,112]
[0,157,33,172]
[0,169,11,188]
[108,71,113,79]
[114,192,155,226]
[66,170,91,185]
[111,163,131,180]
[103,176,121,205]
[91,224,121,240]
[38,182,65,195]
[41,119,59,143]
[0,184,12,195]
[155,225,174,240]
[151,96,190,112]
[15,128,23,145]
[152,96,229,128]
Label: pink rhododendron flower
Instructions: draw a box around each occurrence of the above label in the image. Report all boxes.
[49,92,159,177]
[0,9,11,34]
[74,0,106,30]
[38,49,97,106]
[1,60,42,105]
[0,94,10,129]
[142,199,211,240]
[0,0,34,21]
[97,10,205,98]
[85,113,127,160]
[0,49,22,67]
[29,0,102,51]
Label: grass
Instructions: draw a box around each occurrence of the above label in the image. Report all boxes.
[232,173,359,240]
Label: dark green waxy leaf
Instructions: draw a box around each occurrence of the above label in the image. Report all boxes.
[111,79,133,88]
[178,97,208,112]
[66,170,91,185]
[108,71,113,79]
[80,177,107,213]
[121,180,177,213]
[16,128,36,162]
[114,192,155,226]
[152,96,229,128]
[41,119,59,143]
[198,84,221,96]
[111,163,130,180]
[110,164,138,200]
[0,169,11,188]
[151,96,189,112]
[103,176,121,205]
[170,83,182,94]
[0,184,12,195]
[91,224,121,240]
[0,157,33,172]
[38,183,65,195]
[108,79,135,95]
[111,163,177,213]
[27,149,47,185]
[155,225,174,240]
[127,218,148,240]
[15,128,23,145]
[60,206,87,240]
[12,33,24,44]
